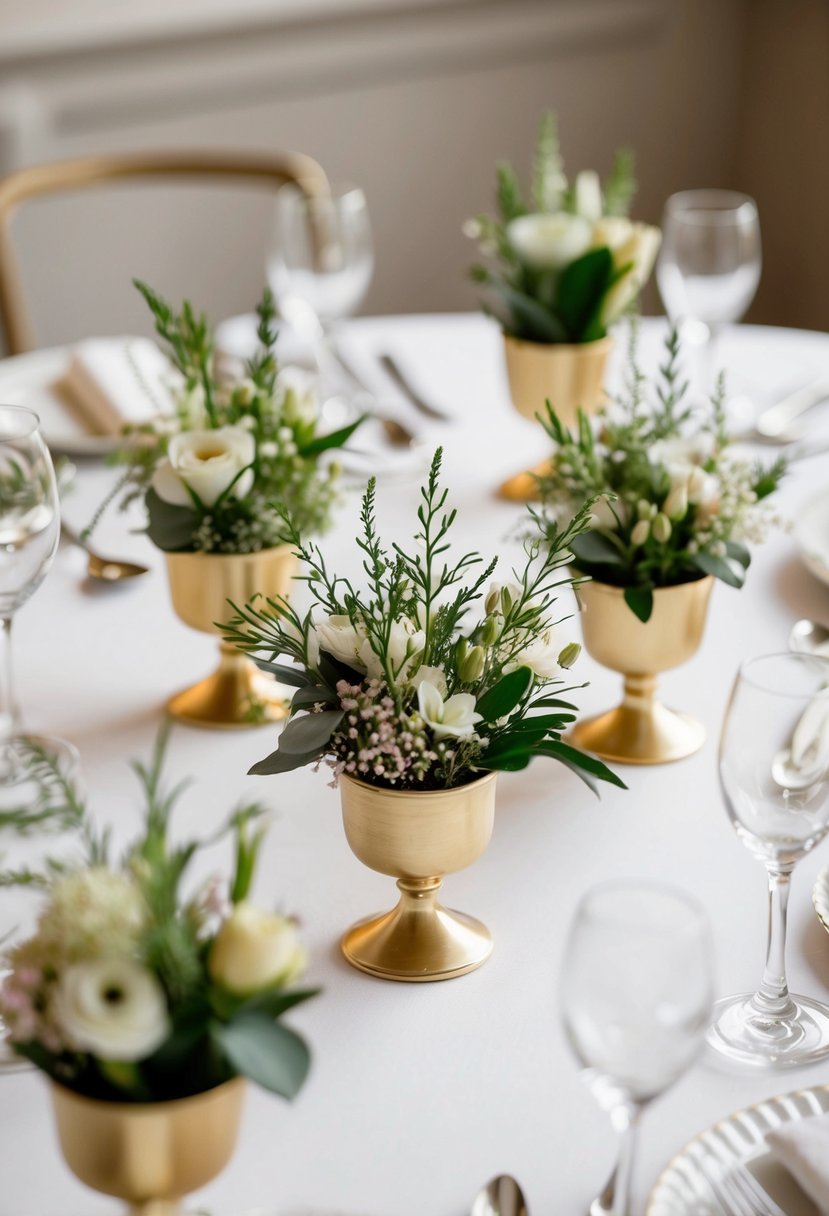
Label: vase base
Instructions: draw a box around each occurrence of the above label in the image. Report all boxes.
[497,459,552,503]
[341,899,493,982]
[167,654,289,730]
[568,700,706,765]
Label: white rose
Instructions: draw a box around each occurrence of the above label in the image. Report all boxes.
[209,903,307,997]
[56,959,170,1062]
[573,171,603,223]
[152,426,255,508]
[409,665,448,697]
[417,680,482,740]
[313,614,367,671]
[596,221,662,326]
[277,367,318,427]
[507,631,561,680]
[507,212,593,271]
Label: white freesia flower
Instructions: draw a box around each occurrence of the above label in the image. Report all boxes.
[593,219,662,326]
[409,665,448,697]
[485,580,522,614]
[651,434,715,471]
[313,615,367,670]
[359,619,425,682]
[508,630,561,680]
[56,959,170,1062]
[417,681,482,739]
[507,212,593,271]
[573,170,603,223]
[152,426,255,508]
[277,367,319,427]
[209,903,306,997]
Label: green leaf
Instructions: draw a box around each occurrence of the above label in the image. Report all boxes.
[297,416,365,458]
[236,987,320,1021]
[511,712,575,732]
[501,286,567,343]
[248,746,324,777]
[278,709,344,754]
[475,748,532,773]
[690,551,745,589]
[530,696,579,711]
[248,658,311,688]
[555,247,613,342]
[317,650,365,690]
[290,684,338,713]
[570,532,625,568]
[624,586,653,622]
[213,1014,311,1099]
[476,667,534,722]
[725,540,751,569]
[536,739,627,790]
[145,487,198,552]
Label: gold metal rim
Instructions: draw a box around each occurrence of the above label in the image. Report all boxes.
[49,1075,245,1116]
[339,769,497,802]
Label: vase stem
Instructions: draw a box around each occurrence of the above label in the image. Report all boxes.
[622,673,658,712]
[127,1202,182,1216]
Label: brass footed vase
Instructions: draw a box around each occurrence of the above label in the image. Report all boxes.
[164,546,297,729]
[339,771,497,983]
[50,1078,245,1216]
[568,576,714,765]
[499,334,613,503]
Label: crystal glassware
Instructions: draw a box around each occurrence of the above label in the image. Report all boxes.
[562,881,713,1216]
[708,651,829,1067]
[656,189,761,389]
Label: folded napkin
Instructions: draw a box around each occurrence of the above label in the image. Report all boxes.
[57,337,175,435]
[768,1112,829,1213]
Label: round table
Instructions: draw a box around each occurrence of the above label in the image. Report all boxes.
[2,314,829,1216]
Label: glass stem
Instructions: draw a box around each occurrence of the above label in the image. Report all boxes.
[0,616,19,743]
[609,1102,642,1216]
[754,867,796,1019]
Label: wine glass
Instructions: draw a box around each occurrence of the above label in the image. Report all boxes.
[561,881,713,1216]
[0,405,75,783]
[708,652,829,1068]
[267,183,374,409]
[656,190,761,390]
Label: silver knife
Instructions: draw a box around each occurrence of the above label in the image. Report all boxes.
[754,379,829,439]
[379,352,451,421]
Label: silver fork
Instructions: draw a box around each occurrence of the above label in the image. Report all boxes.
[702,1158,787,1216]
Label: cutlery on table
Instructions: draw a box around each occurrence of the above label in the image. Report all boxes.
[700,1157,788,1216]
[378,351,451,421]
[61,521,150,583]
[790,619,829,657]
[471,1174,528,1216]
[753,379,829,442]
[328,344,420,448]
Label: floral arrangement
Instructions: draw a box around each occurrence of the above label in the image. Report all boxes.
[90,283,362,554]
[224,450,624,795]
[0,732,315,1103]
[467,113,661,345]
[534,327,786,621]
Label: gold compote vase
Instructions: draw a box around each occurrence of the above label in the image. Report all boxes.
[51,1077,245,1215]
[568,576,714,765]
[339,770,497,983]
[165,546,297,729]
[499,334,613,503]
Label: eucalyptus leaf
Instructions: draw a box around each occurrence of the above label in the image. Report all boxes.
[725,540,752,569]
[145,488,199,552]
[536,739,627,790]
[248,746,324,777]
[213,1015,311,1099]
[298,417,365,459]
[623,586,653,622]
[278,709,344,754]
[236,987,320,1021]
[570,532,625,568]
[690,551,745,589]
[476,666,533,722]
[290,684,338,713]
[501,287,567,343]
[247,658,310,688]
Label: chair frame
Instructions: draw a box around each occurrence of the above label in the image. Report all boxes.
[0,149,330,355]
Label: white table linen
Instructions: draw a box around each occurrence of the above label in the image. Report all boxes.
[2,314,829,1216]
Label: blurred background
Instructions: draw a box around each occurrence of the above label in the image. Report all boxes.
[0,0,825,352]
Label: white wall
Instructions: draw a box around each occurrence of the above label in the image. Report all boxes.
[0,0,749,350]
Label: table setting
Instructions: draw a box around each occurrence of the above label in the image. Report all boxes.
[1,111,829,1216]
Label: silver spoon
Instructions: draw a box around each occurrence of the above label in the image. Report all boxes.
[61,521,150,583]
[471,1175,529,1216]
[789,618,829,656]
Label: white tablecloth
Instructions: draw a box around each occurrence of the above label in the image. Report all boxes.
[2,314,829,1216]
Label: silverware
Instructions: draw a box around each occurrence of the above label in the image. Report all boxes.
[61,521,150,583]
[754,379,829,441]
[790,618,829,656]
[701,1157,788,1216]
[378,352,451,421]
[471,1175,528,1216]
[328,346,420,448]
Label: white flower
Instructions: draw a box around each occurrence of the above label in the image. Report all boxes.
[358,619,425,683]
[589,496,620,530]
[573,170,603,223]
[38,870,145,963]
[209,903,306,997]
[152,426,255,508]
[409,665,448,697]
[417,680,482,739]
[283,617,320,669]
[651,434,715,472]
[56,959,170,1062]
[313,614,367,670]
[631,519,651,546]
[277,367,318,427]
[174,381,208,428]
[507,212,593,271]
[485,581,522,614]
[593,219,662,326]
[508,631,561,680]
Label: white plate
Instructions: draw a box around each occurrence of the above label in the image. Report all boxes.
[794,493,829,589]
[0,346,117,457]
[646,1084,829,1215]
[813,867,829,936]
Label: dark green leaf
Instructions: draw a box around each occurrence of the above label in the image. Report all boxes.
[511,713,575,732]
[475,749,532,772]
[213,1015,311,1099]
[236,987,320,1020]
[247,658,311,688]
[725,540,751,569]
[248,746,324,776]
[290,684,338,712]
[501,287,567,343]
[317,650,365,689]
[570,532,625,568]
[476,666,534,722]
[278,709,344,754]
[555,247,613,342]
[536,739,627,789]
[624,586,653,622]
[145,487,198,552]
[297,417,365,458]
[690,551,745,589]
[530,696,579,711]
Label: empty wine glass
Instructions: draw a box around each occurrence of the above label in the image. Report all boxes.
[656,190,761,390]
[708,652,829,1068]
[562,881,713,1216]
[0,405,74,784]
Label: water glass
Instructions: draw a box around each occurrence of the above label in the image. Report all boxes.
[562,881,713,1216]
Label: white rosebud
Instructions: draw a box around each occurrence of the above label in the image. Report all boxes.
[507,212,593,271]
[56,959,170,1062]
[209,903,306,997]
[631,519,651,546]
[574,170,603,223]
[417,681,482,739]
[663,482,689,520]
[652,513,672,543]
[152,426,255,508]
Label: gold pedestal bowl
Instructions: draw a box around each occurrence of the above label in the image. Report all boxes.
[164,546,297,729]
[339,771,497,982]
[568,576,714,765]
[51,1077,246,1216]
[499,334,613,503]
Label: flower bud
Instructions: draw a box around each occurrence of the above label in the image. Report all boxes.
[458,645,486,683]
[478,614,503,647]
[455,637,469,666]
[557,642,581,670]
[631,519,651,546]
[209,903,306,997]
[637,499,656,520]
[484,587,500,615]
[663,484,688,520]
[652,513,672,543]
